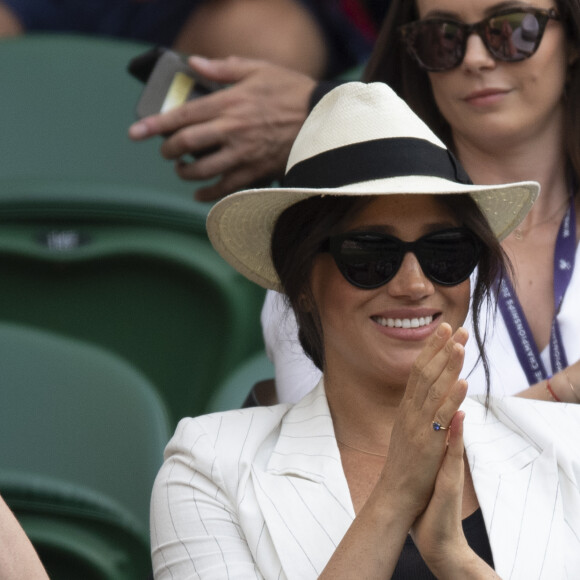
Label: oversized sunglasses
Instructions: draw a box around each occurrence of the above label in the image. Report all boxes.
[321,228,481,289]
[399,7,560,72]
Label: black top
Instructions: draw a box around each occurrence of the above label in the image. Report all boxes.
[392,508,494,578]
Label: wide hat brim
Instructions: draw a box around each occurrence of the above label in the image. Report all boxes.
[207,82,540,292]
[207,176,538,292]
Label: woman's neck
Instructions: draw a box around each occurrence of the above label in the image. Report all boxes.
[323,372,402,453]
[454,129,570,232]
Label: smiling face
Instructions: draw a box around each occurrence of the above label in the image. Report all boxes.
[308,194,471,390]
[415,0,568,150]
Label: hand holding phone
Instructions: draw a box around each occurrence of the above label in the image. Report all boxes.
[128,47,224,118]
[127,53,315,201]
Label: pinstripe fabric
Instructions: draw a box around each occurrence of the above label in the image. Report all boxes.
[463,396,580,578]
[151,382,580,579]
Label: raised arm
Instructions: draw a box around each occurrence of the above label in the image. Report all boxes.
[0,494,48,579]
[516,360,580,404]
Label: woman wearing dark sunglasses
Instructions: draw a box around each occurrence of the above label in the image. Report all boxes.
[151,82,580,578]
[264,0,580,407]
[365,0,580,403]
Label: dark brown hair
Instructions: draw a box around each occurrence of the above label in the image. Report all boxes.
[271,194,507,397]
[363,0,580,183]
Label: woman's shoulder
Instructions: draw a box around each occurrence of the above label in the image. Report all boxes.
[169,403,293,454]
[164,381,329,469]
[156,404,294,497]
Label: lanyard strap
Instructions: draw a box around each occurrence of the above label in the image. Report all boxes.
[497,195,577,384]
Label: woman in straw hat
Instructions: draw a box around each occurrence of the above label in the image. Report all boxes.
[151,82,580,578]
[264,0,580,407]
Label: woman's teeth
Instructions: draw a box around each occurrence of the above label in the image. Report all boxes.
[373,315,434,329]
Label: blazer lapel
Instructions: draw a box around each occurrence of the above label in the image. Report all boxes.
[463,397,580,579]
[251,392,580,579]
[252,382,354,579]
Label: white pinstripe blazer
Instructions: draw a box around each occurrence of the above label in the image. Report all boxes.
[151,381,580,579]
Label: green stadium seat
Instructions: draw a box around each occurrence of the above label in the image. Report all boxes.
[2,472,151,580]
[0,35,267,425]
[0,322,171,533]
[0,33,205,215]
[205,350,275,412]
[0,223,265,426]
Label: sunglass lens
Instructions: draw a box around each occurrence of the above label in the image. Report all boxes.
[418,231,480,285]
[486,12,543,61]
[405,19,465,71]
[403,9,551,71]
[330,229,480,288]
[334,235,400,288]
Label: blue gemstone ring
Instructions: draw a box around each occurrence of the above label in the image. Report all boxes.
[432,420,449,432]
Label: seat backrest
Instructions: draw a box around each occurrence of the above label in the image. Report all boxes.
[0,34,197,196]
[0,223,265,426]
[2,472,152,580]
[0,32,204,254]
[0,321,171,533]
[205,350,275,413]
[0,35,267,425]
[0,33,215,236]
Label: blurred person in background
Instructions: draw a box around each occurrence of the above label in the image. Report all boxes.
[0,0,386,78]
[127,0,389,200]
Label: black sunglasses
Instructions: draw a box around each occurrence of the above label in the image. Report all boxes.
[399,7,560,72]
[321,228,481,289]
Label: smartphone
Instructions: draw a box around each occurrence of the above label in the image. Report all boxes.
[128,47,224,118]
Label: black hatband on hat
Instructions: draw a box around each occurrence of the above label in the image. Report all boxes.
[282,137,472,189]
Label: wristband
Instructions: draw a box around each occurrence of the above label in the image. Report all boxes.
[546,379,561,402]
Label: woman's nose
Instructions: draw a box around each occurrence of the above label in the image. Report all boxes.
[461,33,496,70]
[386,252,435,300]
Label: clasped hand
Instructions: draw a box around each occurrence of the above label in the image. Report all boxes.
[382,323,477,573]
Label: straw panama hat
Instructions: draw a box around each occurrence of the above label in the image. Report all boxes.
[207,82,540,292]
